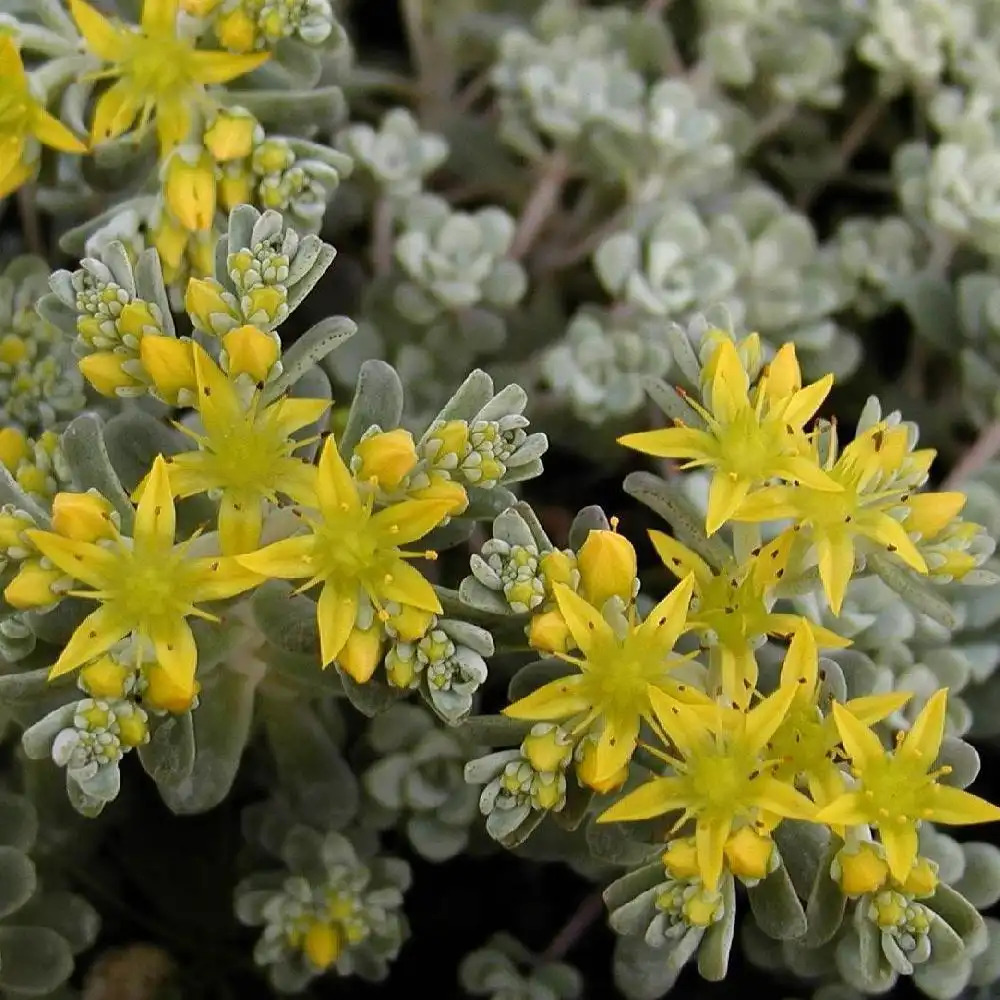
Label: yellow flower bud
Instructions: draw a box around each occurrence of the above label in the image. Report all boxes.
[683,889,722,927]
[724,827,775,882]
[150,216,189,273]
[904,492,967,541]
[142,663,199,714]
[216,8,258,51]
[409,474,468,515]
[387,605,434,643]
[203,110,257,162]
[188,231,216,279]
[244,285,287,324]
[575,738,628,793]
[221,325,279,383]
[835,842,889,897]
[139,336,197,404]
[4,561,62,609]
[51,492,117,543]
[78,702,113,730]
[337,626,383,683]
[661,837,700,879]
[164,149,217,232]
[252,139,294,174]
[218,168,254,211]
[185,277,239,334]
[116,300,162,339]
[0,511,33,551]
[79,656,132,699]
[527,609,572,654]
[532,773,565,811]
[0,428,28,471]
[521,725,573,773]
[385,647,417,688]
[78,352,145,397]
[899,856,938,898]
[354,429,419,490]
[871,890,907,929]
[303,920,341,970]
[0,334,29,366]
[16,465,49,499]
[539,550,577,595]
[425,420,469,464]
[578,526,637,610]
[116,711,149,748]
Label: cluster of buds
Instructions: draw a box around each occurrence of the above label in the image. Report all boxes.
[0,428,71,504]
[187,0,341,52]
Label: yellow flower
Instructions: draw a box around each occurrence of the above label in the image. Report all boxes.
[235,436,452,669]
[732,422,934,613]
[79,655,133,699]
[503,575,702,789]
[138,335,197,404]
[598,682,817,891]
[163,147,217,231]
[78,352,147,396]
[0,38,87,199]
[649,529,849,705]
[221,325,279,382]
[619,339,840,534]
[576,521,637,611]
[69,0,269,154]
[203,108,257,161]
[354,429,419,491]
[24,457,262,690]
[143,341,328,554]
[767,625,909,809]
[816,689,1000,882]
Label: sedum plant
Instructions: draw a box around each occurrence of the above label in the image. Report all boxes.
[2,0,1000,997]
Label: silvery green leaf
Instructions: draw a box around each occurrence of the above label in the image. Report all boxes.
[609,885,659,936]
[462,486,519,520]
[953,843,1000,909]
[698,873,736,981]
[458,576,512,615]
[508,659,571,702]
[804,840,847,947]
[251,580,320,657]
[138,711,195,787]
[159,666,257,815]
[642,378,700,426]
[224,87,346,130]
[493,508,536,548]
[662,325,703,390]
[102,408,188,493]
[928,912,967,966]
[0,795,37,853]
[926,884,987,951]
[773,820,829,898]
[407,814,468,862]
[61,414,135,532]
[422,518,475,551]
[0,927,74,994]
[456,308,507,352]
[913,956,972,1000]
[134,249,174,336]
[15,891,100,954]
[261,316,355,405]
[458,715,531,747]
[604,863,666,912]
[595,233,640,296]
[0,667,70,706]
[66,774,108,818]
[586,820,661,867]
[339,359,404,456]
[0,466,48,525]
[898,273,957,351]
[747,862,807,941]
[285,243,339,317]
[34,294,78,336]
[477,384,528,423]
[935,736,980,789]
[495,808,545,849]
[0,847,36,919]
[428,370,495,429]
[838,922,895,994]
[612,934,679,1000]
[569,506,611,551]
[21,704,77,760]
[867,552,957,628]
[336,665,404,718]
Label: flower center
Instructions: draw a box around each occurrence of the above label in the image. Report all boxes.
[314,510,386,583]
[682,745,757,814]
[716,410,787,480]
[577,631,675,721]
[203,412,291,493]
[120,32,196,99]
[859,755,933,823]
[105,544,191,623]
[769,702,831,780]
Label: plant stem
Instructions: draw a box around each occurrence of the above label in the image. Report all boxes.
[942,420,1000,488]
[371,196,395,277]
[510,150,571,261]
[541,890,606,962]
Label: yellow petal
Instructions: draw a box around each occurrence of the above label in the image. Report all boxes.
[781,374,833,429]
[898,688,947,765]
[923,784,1000,825]
[317,581,358,667]
[648,530,713,588]
[773,455,843,492]
[763,343,801,399]
[880,825,919,884]
[640,572,695,653]
[31,107,87,154]
[743,682,797,756]
[503,673,589,721]
[708,339,750,423]
[592,712,640,784]
[164,150,216,231]
[751,776,817,820]
[371,499,452,546]
[78,351,144,396]
[148,615,197,691]
[551,583,616,657]
[646,685,710,756]
[191,341,243,437]
[337,625,382,683]
[845,691,911,725]
[376,559,441,613]
[141,0,179,33]
[133,456,176,555]
[155,451,214,498]
[23,530,117,590]
[778,622,818,692]
[904,492,967,541]
[91,80,140,144]
[69,0,124,60]
[830,701,886,769]
[0,36,27,83]
[155,98,194,153]
[187,49,270,84]
[695,815,731,892]
[139,336,196,403]
[51,492,117,543]
[218,492,263,555]
[354,429,419,491]
[706,472,750,535]
[0,151,32,202]
[860,513,928,574]
[617,426,716,460]
[817,532,855,615]
[187,555,264,601]
[731,487,800,524]
[234,534,314,579]
[814,791,870,826]
[4,562,64,610]
[596,776,688,823]
[48,605,131,679]
[222,325,279,382]
[316,435,361,517]
[272,458,319,506]
[265,397,330,437]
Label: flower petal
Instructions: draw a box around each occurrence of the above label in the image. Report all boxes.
[817,531,855,615]
[773,455,842,491]
[23,530,117,589]
[858,512,928,574]
[731,487,800,523]
[31,107,87,153]
[695,815,732,892]
[648,530,713,588]
[596,776,688,823]
[706,473,750,535]
[218,492,263,555]
[158,451,215,498]
[376,558,442,613]
[593,712,640,784]
[188,555,265,601]
[647,686,711,756]
[778,623,818,691]
[265,397,330,437]
[191,341,243,438]
[234,534,314,579]
[0,36,27,83]
[781,374,833,429]
[371,499,452,546]
[814,791,870,826]
[141,0,179,33]
[0,140,31,200]
[187,49,270,84]
[155,97,193,153]
[317,581,358,667]
[743,682,796,756]
[503,674,590,721]
[273,458,318,506]
[845,691,911,726]
[91,79,140,144]
[708,339,750,423]
[133,456,177,555]
[48,605,131,679]
[552,583,616,657]
[750,777,816,820]
[69,0,124,61]
[898,688,947,765]
[640,572,695,653]
[880,825,919,884]
[617,426,716,460]
[923,784,1000,825]
[830,701,886,769]
[148,615,197,691]
[316,436,361,517]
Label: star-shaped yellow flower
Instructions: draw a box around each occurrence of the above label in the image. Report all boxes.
[69,0,269,153]
[25,457,262,693]
[0,37,87,198]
